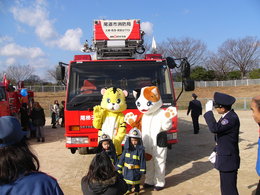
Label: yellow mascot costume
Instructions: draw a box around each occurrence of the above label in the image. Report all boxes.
[93,87,128,155]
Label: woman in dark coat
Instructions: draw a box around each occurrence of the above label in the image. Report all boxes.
[81,152,128,195]
[20,103,29,131]
[30,102,46,142]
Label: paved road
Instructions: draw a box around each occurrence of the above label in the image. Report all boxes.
[31,110,259,195]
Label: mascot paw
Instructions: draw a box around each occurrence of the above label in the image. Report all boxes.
[93,105,104,117]
[165,106,177,119]
[124,112,137,125]
[145,153,153,161]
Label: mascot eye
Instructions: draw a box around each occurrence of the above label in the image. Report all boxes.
[116,99,121,104]
[107,98,111,103]
[147,101,153,106]
[136,101,141,107]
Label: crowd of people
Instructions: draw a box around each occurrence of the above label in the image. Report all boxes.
[1,92,260,194]
[18,99,65,143]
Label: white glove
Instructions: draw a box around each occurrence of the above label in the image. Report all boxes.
[165,106,177,119]
[208,151,216,164]
[205,100,213,112]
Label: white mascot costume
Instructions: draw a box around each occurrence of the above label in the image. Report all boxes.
[125,86,177,190]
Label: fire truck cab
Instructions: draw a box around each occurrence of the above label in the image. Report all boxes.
[0,74,34,117]
[57,19,194,154]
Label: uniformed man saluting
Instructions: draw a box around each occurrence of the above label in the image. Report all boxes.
[204,92,240,195]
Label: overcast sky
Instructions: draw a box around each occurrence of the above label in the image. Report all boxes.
[0,0,259,79]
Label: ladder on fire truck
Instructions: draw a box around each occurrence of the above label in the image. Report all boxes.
[81,19,146,60]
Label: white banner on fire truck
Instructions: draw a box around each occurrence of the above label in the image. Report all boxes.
[101,20,134,40]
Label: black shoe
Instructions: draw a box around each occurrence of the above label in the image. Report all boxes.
[37,138,40,142]
[143,183,154,188]
[42,138,45,142]
[52,126,57,129]
[154,186,164,191]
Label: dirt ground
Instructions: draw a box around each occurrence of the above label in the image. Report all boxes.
[30,110,259,195]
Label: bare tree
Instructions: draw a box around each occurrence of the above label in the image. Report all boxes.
[47,67,68,85]
[159,37,207,66]
[46,69,57,82]
[24,74,42,84]
[5,65,34,83]
[206,53,234,79]
[219,36,260,78]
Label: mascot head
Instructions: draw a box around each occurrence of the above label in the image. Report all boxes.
[133,86,162,115]
[100,87,128,112]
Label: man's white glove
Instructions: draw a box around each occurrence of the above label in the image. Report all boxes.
[208,151,216,164]
[205,100,213,112]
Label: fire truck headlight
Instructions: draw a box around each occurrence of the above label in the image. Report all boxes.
[70,126,80,131]
[66,137,89,144]
[167,132,177,140]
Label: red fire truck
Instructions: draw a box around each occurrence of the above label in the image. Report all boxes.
[0,74,34,117]
[57,19,194,154]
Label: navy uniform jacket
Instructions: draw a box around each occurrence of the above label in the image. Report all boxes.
[116,138,146,185]
[0,172,63,195]
[187,99,202,116]
[204,109,240,172]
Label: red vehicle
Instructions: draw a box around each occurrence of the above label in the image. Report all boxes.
[57,19,194,154]
[0,74,34,117]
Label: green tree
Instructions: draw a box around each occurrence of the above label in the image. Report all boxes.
[249,69,260,79]
[190,66,213,81]
[227,71,241,80]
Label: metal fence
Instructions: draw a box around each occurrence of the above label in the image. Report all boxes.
[174,78,260,88]
[177,97,252,111]
[26,85,66,92]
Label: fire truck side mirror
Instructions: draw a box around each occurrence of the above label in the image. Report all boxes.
[183,79,195,91]
[166,57,177,69]
[181,59,191,78]
[56,65,65,81]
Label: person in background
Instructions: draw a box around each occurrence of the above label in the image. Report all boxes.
[204,92,240,195]
[20,89,29,105]
[117,128,146,195]
[96,133,117,166]
[30,102,46,142]
[251,95,260,195]
[187,93,202,134]
[27,97,36,138]
[0,116,63,195]
[60,100,65,127]
[51,100,60,128]
[81,152,128,195]
[20,103,29,132]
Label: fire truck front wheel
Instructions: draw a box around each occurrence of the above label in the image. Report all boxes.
[78,147,89,155]
[70,148,77,154]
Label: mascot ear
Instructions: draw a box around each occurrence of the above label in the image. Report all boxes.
[151,86,160,99]
[123,90,128,97]
[133,89,141,99]
[133,90,138,99]
[101,88,107,95]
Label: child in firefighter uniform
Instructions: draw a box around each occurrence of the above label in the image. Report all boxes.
[96,133,118,166]
[117,128,146,195]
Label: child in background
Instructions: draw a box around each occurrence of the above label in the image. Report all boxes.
[117,128,146,195]
[96,134,117,166]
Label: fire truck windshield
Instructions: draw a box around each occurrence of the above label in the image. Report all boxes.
[66,60,175,110]
[0,87,6,101]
